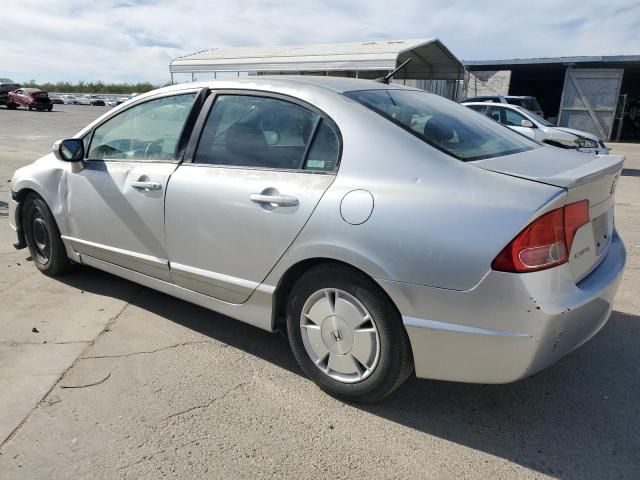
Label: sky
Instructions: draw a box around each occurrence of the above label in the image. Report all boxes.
[2,0,639,84]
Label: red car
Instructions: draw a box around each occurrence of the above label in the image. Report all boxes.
[8,88,53,111]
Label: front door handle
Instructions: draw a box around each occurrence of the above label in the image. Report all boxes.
[131,181,162,191]
[250,193,299,207]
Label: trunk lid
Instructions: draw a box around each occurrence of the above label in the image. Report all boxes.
[475,146,624,281]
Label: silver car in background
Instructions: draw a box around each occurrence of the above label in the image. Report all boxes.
[464,101,609,154]
[9,77,625,402]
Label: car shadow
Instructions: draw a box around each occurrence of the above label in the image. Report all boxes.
[621,168,640,177]
[57,267,640,479]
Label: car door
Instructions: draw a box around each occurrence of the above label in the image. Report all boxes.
[63,90,203,281]
[13,89,24,106]
[164,92,341,303]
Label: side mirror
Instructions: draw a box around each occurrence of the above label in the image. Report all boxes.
[520,119,534,128]
[53,139,84,162]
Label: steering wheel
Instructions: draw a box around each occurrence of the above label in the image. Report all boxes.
[144,139,164,159]
[93,144,123,158]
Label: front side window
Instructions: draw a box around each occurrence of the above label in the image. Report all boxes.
[501,107,529,127]
[346,89,538,162]
[88,93,197,161]
[194,94,339,171]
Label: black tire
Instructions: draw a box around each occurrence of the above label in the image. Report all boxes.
[28,105,33,111]
[6,102,17,110]
[22,194,76,276]
[286,264,414,403]
[47,105,53,111]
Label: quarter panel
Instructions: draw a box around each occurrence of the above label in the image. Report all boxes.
[267,117,566,291]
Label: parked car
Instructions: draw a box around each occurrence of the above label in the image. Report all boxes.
[79,95,105,106]
[102,97,117,107]
[8,88,53,111]
[60,95,79,105]
[0,78,21,108]
[463,102,609,154]
[49,95,64,105]
[464,95,545,118]
[9,78,625,402]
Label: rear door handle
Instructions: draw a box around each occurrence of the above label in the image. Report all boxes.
[131,181,162,191]
[250,193,299,207]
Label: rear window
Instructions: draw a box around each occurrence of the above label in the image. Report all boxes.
[346,89,538,162]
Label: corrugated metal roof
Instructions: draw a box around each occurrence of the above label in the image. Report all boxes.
[170,39,464,80]
[464,54,640,69]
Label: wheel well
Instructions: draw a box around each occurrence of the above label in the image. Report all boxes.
[15,188,38,203]
[271,258,399,332]
[12,188,39,246]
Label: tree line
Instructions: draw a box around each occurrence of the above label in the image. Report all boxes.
[21,80,167,94]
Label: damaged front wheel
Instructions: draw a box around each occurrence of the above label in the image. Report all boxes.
[22,193,76,276]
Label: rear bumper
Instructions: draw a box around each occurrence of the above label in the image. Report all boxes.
[378,230,626,383]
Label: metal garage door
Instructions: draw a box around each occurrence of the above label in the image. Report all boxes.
[558,68,623,141]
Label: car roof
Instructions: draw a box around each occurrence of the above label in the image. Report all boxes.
[152,75,418,97]
[465,95,535,100]
[462,101,530,112]
[462,101,495,106]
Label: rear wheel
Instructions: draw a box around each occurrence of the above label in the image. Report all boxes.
[22,194,76,276]
[286,264,413,403]
[27,105,32,111]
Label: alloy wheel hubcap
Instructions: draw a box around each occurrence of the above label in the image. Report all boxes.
[300,288,380,383]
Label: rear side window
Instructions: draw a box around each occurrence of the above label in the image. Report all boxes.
[346,89,538,162]
[194,94,339,172]
[303,120,340,171]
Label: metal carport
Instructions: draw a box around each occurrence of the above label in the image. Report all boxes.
[464,55,640,141]
[169,39,464,99]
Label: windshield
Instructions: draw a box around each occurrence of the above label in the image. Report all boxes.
[507,97,544,113]
[522,97,543,113]
[345,89,539,162]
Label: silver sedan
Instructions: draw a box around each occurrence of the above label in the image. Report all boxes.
[9,77,626,402]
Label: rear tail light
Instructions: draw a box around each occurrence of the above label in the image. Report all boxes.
[492,200,589,273]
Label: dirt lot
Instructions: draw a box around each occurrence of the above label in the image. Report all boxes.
[1,104,639,479]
